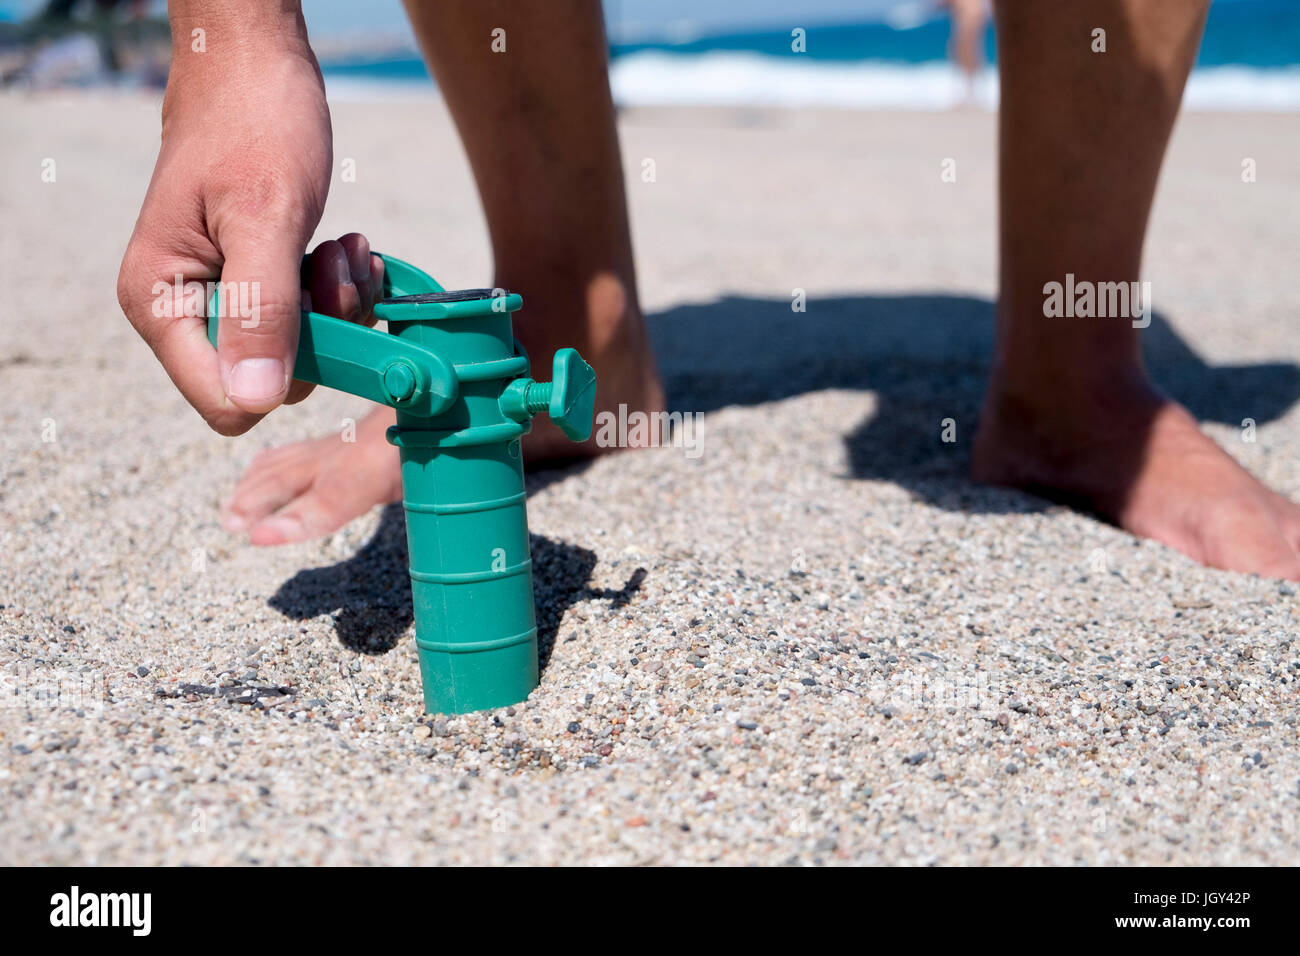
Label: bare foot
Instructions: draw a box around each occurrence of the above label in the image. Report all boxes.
[973,373,1300,580]
[221,407,402,545]
[223,271,663,545]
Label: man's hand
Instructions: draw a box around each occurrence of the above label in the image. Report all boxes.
[117,5,352,435]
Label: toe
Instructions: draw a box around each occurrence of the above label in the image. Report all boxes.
[1267,493,1300,568]
[1197,494,1300,581]
[245,452,399,546]
[222,444,320,531]
[247,482,356,546]
[248,512,312,546]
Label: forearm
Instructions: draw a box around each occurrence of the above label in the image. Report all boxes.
[163,1,319,129]
[168,0,309,54]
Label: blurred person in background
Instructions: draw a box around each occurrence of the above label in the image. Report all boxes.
[939,0,990,99]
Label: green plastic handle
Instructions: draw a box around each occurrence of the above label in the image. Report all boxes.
[206,259,459,417]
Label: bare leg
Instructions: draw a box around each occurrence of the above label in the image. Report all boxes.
[407,0,661,463]
[945,0,988,97]
[973,0,1300,578]
[224,0,662,544]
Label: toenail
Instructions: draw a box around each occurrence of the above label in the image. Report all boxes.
[255,515,305,542]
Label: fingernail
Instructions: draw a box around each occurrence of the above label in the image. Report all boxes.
[227,358,287,406]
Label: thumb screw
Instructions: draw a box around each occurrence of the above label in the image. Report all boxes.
[524,382,553,415]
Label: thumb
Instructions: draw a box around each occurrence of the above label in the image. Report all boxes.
[214,223,306,414]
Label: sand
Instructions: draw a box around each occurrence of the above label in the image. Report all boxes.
[1,92,1299,864]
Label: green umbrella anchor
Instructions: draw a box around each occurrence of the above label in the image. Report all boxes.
[208,254,596,714]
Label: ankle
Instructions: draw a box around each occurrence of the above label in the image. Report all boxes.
[985,358,1161,421]
[585,271,642,349]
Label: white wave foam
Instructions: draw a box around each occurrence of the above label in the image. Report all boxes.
[610,51,995,110]
[609,51,1300,111]
[320,51,1300,112]
[1184,65,1300,110]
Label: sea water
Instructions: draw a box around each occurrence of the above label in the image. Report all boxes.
[317,0,1300,111]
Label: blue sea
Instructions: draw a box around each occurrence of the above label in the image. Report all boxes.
[319,0,1300,110]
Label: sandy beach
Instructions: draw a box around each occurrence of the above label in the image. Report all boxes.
[2,91,1299,865]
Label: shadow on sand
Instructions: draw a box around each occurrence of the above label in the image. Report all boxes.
[652,292,1300,509]
[269,503,647,677]
[271,293,1300,669]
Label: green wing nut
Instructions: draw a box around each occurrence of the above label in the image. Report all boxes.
[499,347,597,441]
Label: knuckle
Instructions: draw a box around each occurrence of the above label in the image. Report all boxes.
[116,247,145,315]
[213,154,316,230]
[219,287,298,342]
